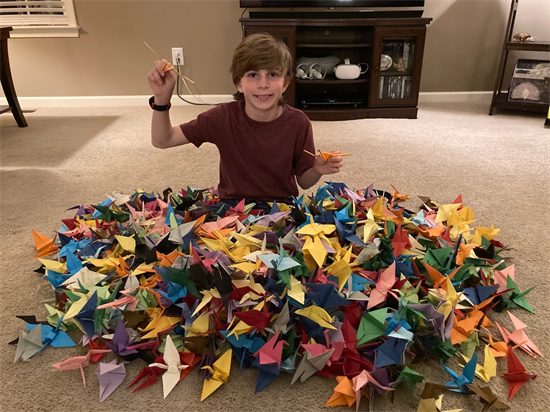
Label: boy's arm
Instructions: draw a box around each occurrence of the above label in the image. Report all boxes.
[296,150,344,190]
[151,110,190,149]
[148,60,190,149]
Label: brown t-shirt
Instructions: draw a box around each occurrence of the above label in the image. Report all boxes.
[180,101,315,201]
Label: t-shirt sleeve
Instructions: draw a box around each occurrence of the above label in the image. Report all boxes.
[294,116,316,177]
[179,106,223,148]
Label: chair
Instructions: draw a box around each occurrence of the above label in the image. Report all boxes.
[1,26,28,127]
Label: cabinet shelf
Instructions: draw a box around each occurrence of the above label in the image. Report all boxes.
[505,41,550,51]
[379,69,414,76]
[493,92,548,113]
[296,76,369,85]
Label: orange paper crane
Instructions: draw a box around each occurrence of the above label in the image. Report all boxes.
[304,149,353,162]
[31,230,59,258]
[325,376,356,407]
[502,347,536,400]
[482,327,508,358]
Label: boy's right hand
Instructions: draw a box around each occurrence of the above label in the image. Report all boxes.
[147,60,176,105]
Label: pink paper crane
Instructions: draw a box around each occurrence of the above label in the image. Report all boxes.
[496,311,543,358]
[367,262,397,310]
[52,349,111,387]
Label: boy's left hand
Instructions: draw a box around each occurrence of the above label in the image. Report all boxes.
[314,150,344,175]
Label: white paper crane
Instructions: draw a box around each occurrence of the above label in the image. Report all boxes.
[149,335,189,398]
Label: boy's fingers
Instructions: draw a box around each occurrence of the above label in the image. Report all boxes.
[148,70,164,86]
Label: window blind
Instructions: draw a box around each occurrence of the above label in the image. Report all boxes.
[0,0,79,37]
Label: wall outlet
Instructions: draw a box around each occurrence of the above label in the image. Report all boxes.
[172,47,184,66]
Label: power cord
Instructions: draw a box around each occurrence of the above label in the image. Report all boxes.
[175,59,222,106]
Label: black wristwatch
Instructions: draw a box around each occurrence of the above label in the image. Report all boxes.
[149,96,171,111]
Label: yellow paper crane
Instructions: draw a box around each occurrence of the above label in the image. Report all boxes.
[200,349,232,401]
[459,345,497,383]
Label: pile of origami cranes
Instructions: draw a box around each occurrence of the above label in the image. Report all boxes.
[12,182,540,410]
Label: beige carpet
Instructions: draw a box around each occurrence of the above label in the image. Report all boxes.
[1,102,549,412]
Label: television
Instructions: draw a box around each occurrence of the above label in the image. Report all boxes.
[240,1,425,7]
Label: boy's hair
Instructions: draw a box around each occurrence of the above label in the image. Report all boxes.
[230,33,293,104]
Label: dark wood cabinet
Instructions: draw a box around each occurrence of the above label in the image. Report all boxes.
[241,17,431,120]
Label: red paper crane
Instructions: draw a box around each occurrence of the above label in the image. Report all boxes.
[501,347,536,400]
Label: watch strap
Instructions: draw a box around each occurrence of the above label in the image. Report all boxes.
[149,96,171,111]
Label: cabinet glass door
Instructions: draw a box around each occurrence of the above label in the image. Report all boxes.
[370,27,426,108]
[378,38,415,99]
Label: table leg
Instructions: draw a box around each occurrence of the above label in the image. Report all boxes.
[1,38,28,127]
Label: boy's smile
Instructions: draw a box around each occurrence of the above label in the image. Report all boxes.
[237,69,289,122]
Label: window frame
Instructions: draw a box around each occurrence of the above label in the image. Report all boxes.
[0,0,79,38]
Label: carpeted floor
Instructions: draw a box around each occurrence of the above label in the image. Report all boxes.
[0,101,548,412]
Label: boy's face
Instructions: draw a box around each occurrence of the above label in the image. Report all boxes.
[236,69,289,121]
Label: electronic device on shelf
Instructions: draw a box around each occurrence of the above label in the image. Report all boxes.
[300,98,364,108]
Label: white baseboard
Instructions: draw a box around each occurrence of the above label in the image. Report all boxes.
[418,91,493,104]
[0,95,234,109]
[2,92,494,109]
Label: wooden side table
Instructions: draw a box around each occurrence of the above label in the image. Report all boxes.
[1,26,28,127]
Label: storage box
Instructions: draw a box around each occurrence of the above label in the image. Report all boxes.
[508,59,550,104]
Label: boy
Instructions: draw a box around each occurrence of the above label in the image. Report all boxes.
[147,33,344,205]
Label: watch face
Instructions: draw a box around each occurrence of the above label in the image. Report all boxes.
[380,54,393,71]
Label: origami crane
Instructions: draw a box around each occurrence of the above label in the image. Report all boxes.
[482,327,508,358]
[96,359,126,402]
[393,366,424,397]
[31,229,58,258]
[200,348,232,401]
[440,352,478,392]
[495,311,543,358]
[291,343,335,384]
[357,307,387,346]
[303,149,353,161]
[128,356,165,393]
[148,335,189,398]
[459,345,496,383]
[352,369,394,412]
[499,275,535,313]
[367,262,397,309]
[325,376,356,407]
[391,223,412,258]
[325,246,354,292]
[104,319,139,357]
[13,325,42,362]
[416,382,463,412]
[502,346,537,400]
[252,331,288,392]
[465,383,510,411]
[25,315,76,356]
[374,337,408,368]
[52,349,111,386]
[257,241,300,274]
